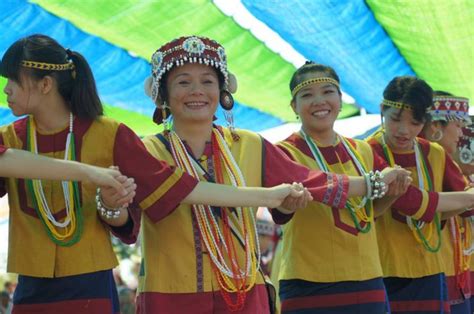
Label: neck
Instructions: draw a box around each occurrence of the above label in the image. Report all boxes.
[33,99,71,132]
[303,126,337,146]
[173,120,213,158]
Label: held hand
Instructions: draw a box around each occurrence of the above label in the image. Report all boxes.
[385,167,413,197]
[278,183,313,214]
[381,166,411,187]
[86,165,126,194]
[266,183,305,209]
[100,167,137,208]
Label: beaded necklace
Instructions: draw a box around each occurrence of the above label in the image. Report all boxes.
[167,128,260,311]
[380,132,441,252]
[450,217,471,289]
[300,130,373,233]
[25,114,83,246]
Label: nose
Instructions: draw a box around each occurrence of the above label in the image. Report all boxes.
[3,81,11,95]
[397,123,409,135]
[310,94,326,106]
[190,82,204,95]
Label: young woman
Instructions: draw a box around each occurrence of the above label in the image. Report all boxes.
[367,76,474,313]
[0,34,311,314]
[421,92,472,314]
[101,36,407,314]
[275,62,415,314]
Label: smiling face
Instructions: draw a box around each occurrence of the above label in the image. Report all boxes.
[383,107,425,152]
[291,72,342,137]
[165,63,220,125]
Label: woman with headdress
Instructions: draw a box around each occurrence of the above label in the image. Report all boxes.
[421,92,473,314]
[101,36,407,314]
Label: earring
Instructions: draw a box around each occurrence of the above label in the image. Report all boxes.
[296,115,299,120]
[430,129,443,142]
[220,90,234,110]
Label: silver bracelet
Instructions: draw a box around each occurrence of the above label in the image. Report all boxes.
[368,170,387,200]
[96,188,123,219]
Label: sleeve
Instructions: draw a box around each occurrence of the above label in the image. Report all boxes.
[391,187,439,222]
[111,124,198,241]
[0,144,6,154]
[263,140,349,224]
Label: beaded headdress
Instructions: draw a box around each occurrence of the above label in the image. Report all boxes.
[458,123,474,164]
[144,36,237,124]
[429,96,471,124]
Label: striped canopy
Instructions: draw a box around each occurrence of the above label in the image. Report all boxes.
[0,0,472,135]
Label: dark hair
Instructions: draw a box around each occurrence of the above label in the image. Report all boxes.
[289,61,341,99]
[433,90,453,97]
[158,65,225,104]
[1,34,103,119]
[382,76,433,123]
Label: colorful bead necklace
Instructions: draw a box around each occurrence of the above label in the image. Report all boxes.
[25,114,83,246]
[380,132,441,253]
[300,130,373,233]
[450,217,471,290]
[167,128,260,311]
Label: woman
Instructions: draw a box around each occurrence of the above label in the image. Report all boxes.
[105,36,406,314]
[421,92,472,314]
[367,76,474,313]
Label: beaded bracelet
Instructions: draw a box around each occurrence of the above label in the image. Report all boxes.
[365,170,387,200]
[96,188,123,219]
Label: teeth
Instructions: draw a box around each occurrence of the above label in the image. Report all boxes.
[312,110,329,117]
[186,102,206,107]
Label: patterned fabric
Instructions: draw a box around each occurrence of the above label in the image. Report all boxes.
[276,133,384,282]
[12,270,119,314]
[279,277,388,314]
[135,126,346,313]
[384,273,449,314]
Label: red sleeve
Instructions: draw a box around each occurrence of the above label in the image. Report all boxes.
[112,124,198,242]
[0,144,6,154]
[263,140,349,223]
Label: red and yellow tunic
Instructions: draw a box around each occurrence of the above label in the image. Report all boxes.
[137,126,348,313]
[277,133,384,283]
[368,133,465,279]
[0,116,197,278]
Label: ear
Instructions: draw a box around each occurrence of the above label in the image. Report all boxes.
[38,76,54,94]
[429,121,441,132]
[290,99,298,115]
